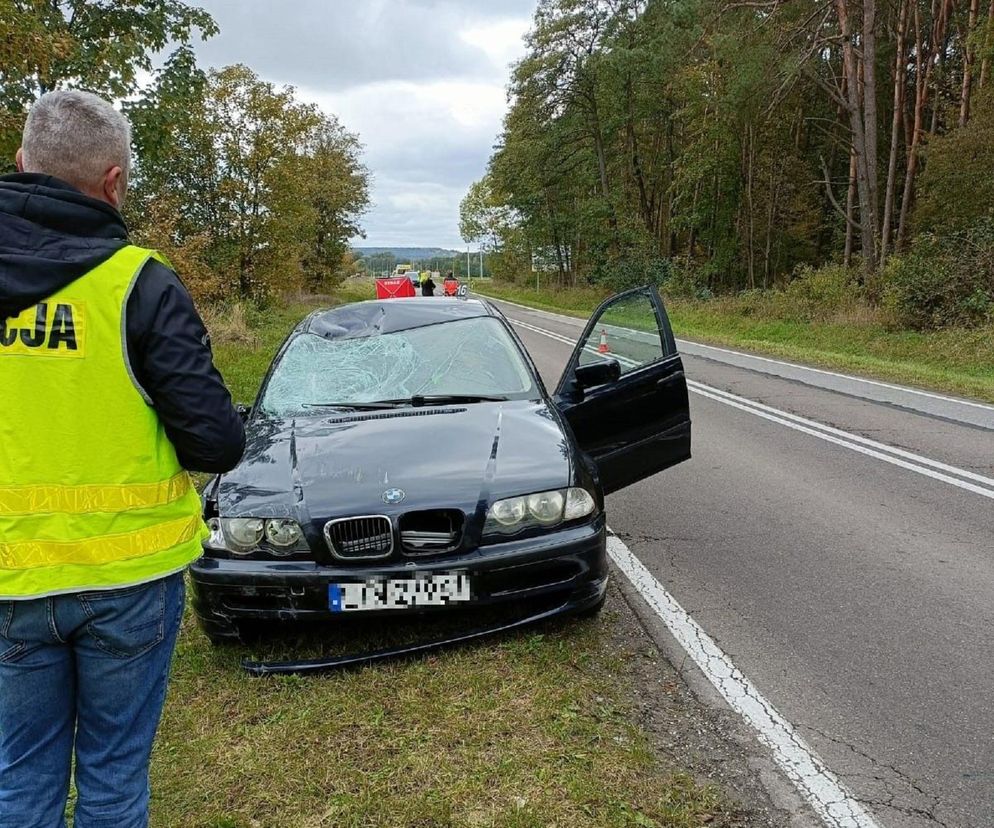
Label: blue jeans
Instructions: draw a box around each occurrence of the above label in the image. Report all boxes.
[0,573,184,828]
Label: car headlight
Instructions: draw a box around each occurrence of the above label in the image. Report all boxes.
[564,488,596,520]
[526,491,564,524]
[225,517,264,551]
[265,518,303,548]
[485,488,596,535]
[205,517,308,557]
[491,496,528,526]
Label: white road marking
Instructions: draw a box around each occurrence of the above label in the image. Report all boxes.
[488,294,994,413]
[689,383,994,500]
[511,317,585,346]
[607,534,883,828]
[688,383,994,487]
[509,316,994,501]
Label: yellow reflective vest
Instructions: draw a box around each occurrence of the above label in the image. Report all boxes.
[0,245,207,599]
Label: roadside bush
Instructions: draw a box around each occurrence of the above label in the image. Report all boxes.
[661,260,713,300]
[773,263,865,322]
[592,252,671,292]
[883,221,994,330]
[199,302,259,347]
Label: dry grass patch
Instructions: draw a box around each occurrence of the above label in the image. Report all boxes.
[201,302,259,348]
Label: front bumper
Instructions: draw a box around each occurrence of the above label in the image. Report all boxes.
[189,516,608,642]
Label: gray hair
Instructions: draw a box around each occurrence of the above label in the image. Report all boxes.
[21,90,132,192]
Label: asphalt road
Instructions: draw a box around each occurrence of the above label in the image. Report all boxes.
[488,296,994,828]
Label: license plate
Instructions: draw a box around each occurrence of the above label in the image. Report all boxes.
[329,572,472,613]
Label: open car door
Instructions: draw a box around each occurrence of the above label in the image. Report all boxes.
[553,286,691,495]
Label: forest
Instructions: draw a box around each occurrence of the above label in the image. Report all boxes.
[0,0,370,304]
[461,0,994,330]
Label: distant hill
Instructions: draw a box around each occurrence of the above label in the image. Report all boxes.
[353,246,463,260]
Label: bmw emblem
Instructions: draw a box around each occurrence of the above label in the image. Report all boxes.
[382,488,406,505]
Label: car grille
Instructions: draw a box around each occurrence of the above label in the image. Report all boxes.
[324,516,394,560]
[399,510,464,556]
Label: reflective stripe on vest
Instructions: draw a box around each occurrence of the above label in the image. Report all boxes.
[0,245,207,599]
[0,471,192,516]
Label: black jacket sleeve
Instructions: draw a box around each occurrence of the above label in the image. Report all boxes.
[125,260,245,473]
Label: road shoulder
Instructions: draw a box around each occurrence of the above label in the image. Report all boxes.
[605,577,822,828]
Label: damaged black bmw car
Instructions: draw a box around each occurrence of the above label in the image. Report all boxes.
[192,287,691,671]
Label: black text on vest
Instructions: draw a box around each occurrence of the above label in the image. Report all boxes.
[0,303,79,351]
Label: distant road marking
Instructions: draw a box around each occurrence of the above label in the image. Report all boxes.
[689,382,994,500]
[508,316,994,501]
[510,317,587,346]
[487,294,994,413]
[607,533,883,828]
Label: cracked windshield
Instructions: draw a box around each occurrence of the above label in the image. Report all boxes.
[260,318,536,415]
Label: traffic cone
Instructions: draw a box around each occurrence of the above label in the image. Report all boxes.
[597,328,610,354]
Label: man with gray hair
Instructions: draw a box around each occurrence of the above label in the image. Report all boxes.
[0,90,245,827]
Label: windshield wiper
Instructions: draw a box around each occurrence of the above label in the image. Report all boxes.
[302,401,404,410]
[303,395,510,411]
[392,394,511,406]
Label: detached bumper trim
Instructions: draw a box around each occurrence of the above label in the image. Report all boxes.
[241,586,602,676]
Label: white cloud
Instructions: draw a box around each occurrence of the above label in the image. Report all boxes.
[189,0,533,248]
[460,18,532,70]
[296,76,518,248]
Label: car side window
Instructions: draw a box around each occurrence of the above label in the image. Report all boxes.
[577,289,668,375]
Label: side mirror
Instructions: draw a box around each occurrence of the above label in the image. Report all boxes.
[575,359,621,389]
[236,403,251,422]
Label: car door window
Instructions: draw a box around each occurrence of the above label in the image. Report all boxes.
[577,289,669,376]
[553,285,691,494]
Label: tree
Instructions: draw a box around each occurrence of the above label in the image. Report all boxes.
[275,116,370,292]
[0,0,216,158]
[0,0,70,163]
[474,0,994,295]
[127,63,369,300]
[915,90,994,233]
[459,175,514,252]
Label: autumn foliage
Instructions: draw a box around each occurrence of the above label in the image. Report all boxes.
[0,2,369,305]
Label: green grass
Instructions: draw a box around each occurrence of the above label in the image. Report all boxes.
[473,282,994,403]
[154,610,725,827]
[153,283,731,828]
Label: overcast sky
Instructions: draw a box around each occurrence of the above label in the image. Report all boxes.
[189,0,535,250]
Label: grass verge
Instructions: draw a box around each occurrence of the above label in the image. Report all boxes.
[473,282,994,404]
[153,282,731,828]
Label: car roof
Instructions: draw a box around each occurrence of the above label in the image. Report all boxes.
[299,297,498,340]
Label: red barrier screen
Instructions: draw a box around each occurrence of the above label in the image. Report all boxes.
[375,277,417,299]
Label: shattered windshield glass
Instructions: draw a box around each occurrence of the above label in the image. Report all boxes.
[260,317,538,416]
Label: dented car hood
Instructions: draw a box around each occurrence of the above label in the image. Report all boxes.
[214,400,573,523]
